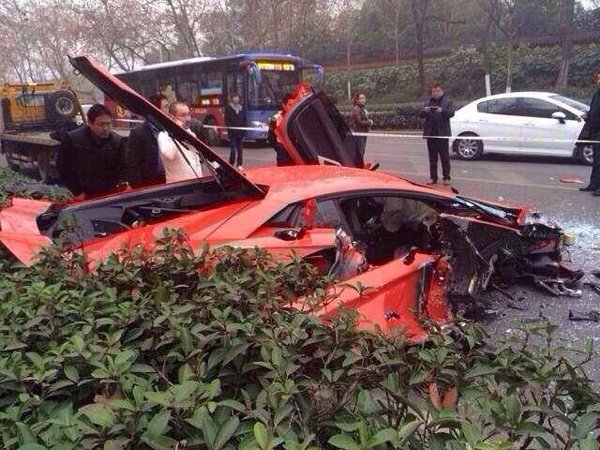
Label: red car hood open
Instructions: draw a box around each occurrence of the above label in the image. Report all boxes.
[69,56,265,198]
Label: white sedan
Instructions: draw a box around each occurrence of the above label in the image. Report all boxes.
[450,92,593,165]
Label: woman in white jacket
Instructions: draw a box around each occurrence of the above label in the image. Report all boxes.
[158,102,204,183]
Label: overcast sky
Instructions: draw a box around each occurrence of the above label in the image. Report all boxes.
[580,0,598,9]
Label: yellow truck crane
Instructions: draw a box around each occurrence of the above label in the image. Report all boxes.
[0,81,83,182]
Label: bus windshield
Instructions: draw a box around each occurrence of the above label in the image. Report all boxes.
[248,70,299,110]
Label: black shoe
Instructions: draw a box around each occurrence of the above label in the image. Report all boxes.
[593,189,600,196]
[580,185,597,192]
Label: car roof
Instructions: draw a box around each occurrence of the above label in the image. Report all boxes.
[244,165,448,205]
[469,91,560,103]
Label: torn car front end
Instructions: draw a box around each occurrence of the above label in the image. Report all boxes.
[453,211,583,298]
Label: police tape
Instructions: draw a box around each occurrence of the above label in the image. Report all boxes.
[349,131,600,144]
[114,120,600,144]
[204,124,600,144]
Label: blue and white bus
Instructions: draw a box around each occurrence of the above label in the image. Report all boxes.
[111,53,323,145]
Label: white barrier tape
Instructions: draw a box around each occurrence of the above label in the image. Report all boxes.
[350,131,600,144]
[118,121,600,145]
[206,124,600,144]
[113,118,145,123]
[203,124,269,132]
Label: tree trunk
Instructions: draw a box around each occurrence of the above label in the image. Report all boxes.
[556,0,574,87]
[411,0,430,95]
[394,7,400,65]
[346,26,352,100]
[506,39,513,93]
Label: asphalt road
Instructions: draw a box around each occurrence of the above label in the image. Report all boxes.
[216,135,600,378]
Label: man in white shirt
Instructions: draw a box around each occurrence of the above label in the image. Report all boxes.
[158,102,204,183]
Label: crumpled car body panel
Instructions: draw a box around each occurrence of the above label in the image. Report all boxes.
[0,58,582,342]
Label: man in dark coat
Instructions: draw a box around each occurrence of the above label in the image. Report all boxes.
[350,92,373,157]
[57,104,128,198]
[579,69,600,196]
[126,94,168,186]
[419,83,454,185]
[224,92,246,168]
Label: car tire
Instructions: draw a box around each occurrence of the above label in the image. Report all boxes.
[577,146,594,166]
[203,117,220,146]
[454,133,483,160]
[45,90,78,123]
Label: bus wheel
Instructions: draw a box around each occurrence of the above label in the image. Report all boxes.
[204,117,220,146]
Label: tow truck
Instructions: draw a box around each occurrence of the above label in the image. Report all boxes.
[0,81,83,182]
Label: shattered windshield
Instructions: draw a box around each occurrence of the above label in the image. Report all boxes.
[453,196,511,220]
[248,70,299,110]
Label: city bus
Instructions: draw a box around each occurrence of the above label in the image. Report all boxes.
[110,53,323,145]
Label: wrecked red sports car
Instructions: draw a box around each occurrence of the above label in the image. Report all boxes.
[0,57,582,341]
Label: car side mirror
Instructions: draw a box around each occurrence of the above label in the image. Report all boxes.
[552,111,566,123]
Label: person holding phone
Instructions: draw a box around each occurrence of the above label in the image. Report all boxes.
[419,82,454,185]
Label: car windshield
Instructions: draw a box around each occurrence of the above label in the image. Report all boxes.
[248,70,299,110]
[453,195,511,221]
[549,94,589,113]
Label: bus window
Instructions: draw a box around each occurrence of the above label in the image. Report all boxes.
[199,71,223,106]
[226,73,244,101]
[140,78,157,97]
[159,77,178,104]
[248,70,299,110]
[177,77,199,105]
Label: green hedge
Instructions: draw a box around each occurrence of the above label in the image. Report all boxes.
[1,173,599,448]
[0,167,70,206]
[0,228,599,448]
[325,43,600,104]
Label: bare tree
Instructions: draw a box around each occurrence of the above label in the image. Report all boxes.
[159,0,210,57]
[377,0,409,65]
[556,0,575,87]
[479,0,523,93]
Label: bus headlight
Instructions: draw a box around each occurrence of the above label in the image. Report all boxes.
[251,121,268,131]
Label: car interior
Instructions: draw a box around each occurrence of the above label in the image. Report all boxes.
[338,196,439,265]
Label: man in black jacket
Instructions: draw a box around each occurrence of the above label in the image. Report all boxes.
[419,83,454,186]
[57,104,128,197]
[126,94,168,186]
[579,69,600,196]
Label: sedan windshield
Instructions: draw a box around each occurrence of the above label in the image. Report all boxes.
[248,70,299,110]
[550,94,589,113]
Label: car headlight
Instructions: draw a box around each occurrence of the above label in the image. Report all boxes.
[561,231,577,246]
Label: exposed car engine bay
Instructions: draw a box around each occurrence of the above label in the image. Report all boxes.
[323,195,583,301]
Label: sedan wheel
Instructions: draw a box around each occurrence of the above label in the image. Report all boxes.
[455,135,483,160]
[580,146,594,166]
